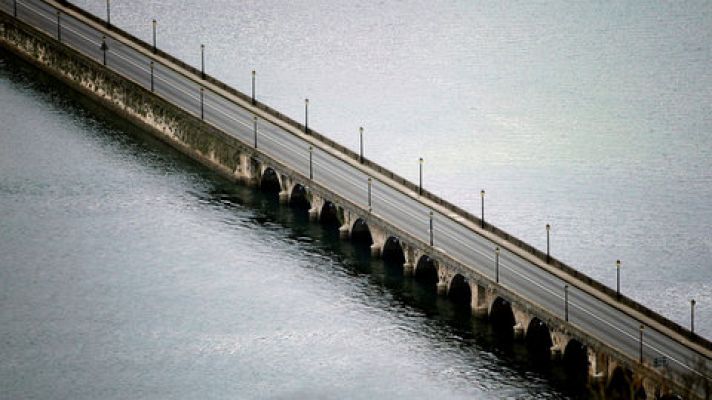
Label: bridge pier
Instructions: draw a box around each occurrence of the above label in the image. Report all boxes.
[308,194,324,221]
[470,283,489,317]
[402,245,416,276]
[368,226,387,257]
[237,153,258,186]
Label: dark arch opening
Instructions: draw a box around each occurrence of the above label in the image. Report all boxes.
[351,219,373,246]
[260,168,281,195]
[562,339,589,384]
[289,184,310,210]
[448,274,471,307]
[489,297,515,339]
[320,201,340,228]
[607,366,634,400]
[382,237,405,265]
[634,386,647,400]
[414,256,438,289]
[525,318,553,361]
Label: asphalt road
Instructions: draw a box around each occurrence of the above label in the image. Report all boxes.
[5,0,711,393]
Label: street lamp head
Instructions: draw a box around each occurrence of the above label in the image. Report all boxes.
[309,146,313,151]
[252,70,255,77]
[419,157,423,164]
[368,177,372,183]
[305,98,309,105]
[481,189,485,198]
[429,210,433,217]
[360,126,363,134]
[616,259,621,269]
[496,246,500,255]
[546,223,550,231]
[691,299,696,306]
[201,43,204,49]
[153,19,156,26]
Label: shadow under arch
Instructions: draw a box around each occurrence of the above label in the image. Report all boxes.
[289,184,310,210]
[607,366,635,400]
[319,201,340,228]
[489,297,515,340]
[260,167,281,195]
[448,274,471,308]
[382,236,405,266]
[562,339,589,384]
[351,218,373,246]
[525,318,553,361]
[414,255,438,289]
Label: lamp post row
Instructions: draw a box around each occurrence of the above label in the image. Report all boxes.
[90,16,702,335]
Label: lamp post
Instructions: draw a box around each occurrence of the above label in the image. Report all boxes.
[359,127,364,163]
[56,11,61,42]
[101,36,108,66]
[429,211,434,246]
[106,0,110,27]
[13,0,17,17]
[304,98,309,133]
[691,299,696,334]
[200,44,205,79]
[418,157,423,195]
[251,70,256,104]
[616,259,621,298]
[546,223,551,263]
[253,116,258,149]
[152,19,157,53]
[480,189,485,228]
[564,284,569,322]
[149,61,154,92]
[367,177,372,211]
[309,146,313,180]
[495,246,500,283]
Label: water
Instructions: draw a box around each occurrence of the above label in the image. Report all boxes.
[68,0,712,333]
[1,0,711,398]
[0,55,576,399]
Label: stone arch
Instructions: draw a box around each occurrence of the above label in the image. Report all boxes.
[382,236,405,265]
[289,183,310,209]
[489,297,516,338]
[350,218,373,246]
[448,274,472,307]
[259,167,281,194]
[414,255,438,288]
[607,366,635,400]
[562,339,589,382]
[525,318,553,360]
[319,201,340,227]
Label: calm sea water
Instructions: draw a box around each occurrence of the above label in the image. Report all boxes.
[1,0,711,398]
[71,0,712,333]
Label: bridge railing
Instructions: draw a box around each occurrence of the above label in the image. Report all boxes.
[43,0,712,353]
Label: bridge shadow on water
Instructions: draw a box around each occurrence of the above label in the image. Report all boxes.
[2,52,614,399]
[209,183,605,399]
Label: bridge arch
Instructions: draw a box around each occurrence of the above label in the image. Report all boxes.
[259,167,281,194]
[289,183,310,209]
[414,255,438,289]
[350,218,373,246]
[525,318,553,360]
[381,236,405,265]
[562,339,589,382]
[448,274,471,308]
[319,201,340,227]
[489,297,515,338]
[607,366,635,400]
